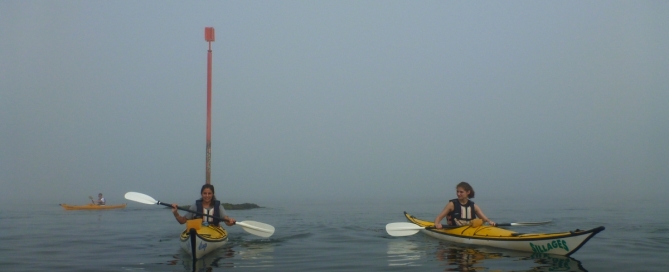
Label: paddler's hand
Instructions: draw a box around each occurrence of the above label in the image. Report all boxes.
[434,222,443,229]
[171,204,179,213]
[224,217,236,226]
[487,220,496,226]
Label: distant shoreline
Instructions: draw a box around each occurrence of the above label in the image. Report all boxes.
[174,203,263,210]
[222,203,262,210]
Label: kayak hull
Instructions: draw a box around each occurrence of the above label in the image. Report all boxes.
[180,224,228,260]
[60,203,127,210]
[404,212,604,256]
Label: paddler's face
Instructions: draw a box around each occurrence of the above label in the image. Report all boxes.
[201,188,214,203]
[456,187,469,200]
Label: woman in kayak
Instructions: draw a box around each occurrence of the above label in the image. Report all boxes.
[171,184,236,226]
[434,181,495,228]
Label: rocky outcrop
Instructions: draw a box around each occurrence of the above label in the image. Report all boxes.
[222,203,262,210]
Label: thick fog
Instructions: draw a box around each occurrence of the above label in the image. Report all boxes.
[2,1,667,207]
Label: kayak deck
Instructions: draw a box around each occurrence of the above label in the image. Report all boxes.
[180,224,228,241]
[404,212,604,256]
[180,221,228,259]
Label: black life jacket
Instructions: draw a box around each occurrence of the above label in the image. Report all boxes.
[447,199,476,226]
[195,200,221,226]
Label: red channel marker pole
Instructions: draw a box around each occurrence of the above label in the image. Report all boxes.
[205,27,215,185]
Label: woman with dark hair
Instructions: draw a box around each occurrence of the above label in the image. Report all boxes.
[434,181,495,228]
[171,184,236,226]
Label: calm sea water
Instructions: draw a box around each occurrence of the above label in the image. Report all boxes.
[1,196,666,271]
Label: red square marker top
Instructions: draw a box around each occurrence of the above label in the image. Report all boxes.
[205,27,215,42]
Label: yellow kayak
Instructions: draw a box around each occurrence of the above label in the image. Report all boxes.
[403,212,604,256]
[180,219,228,260]
[59,203,127,210]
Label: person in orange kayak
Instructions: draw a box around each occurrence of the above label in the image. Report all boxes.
[434,181,495,228]
[171,184,236,227]
[96,193,106,205]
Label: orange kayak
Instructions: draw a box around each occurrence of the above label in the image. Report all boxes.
[60,203,127,210]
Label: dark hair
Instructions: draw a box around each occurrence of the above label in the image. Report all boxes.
[200,184,218,202]
[456,181,475,198]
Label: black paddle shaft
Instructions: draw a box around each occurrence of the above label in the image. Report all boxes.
[157,201,231,223]
[427,225,463,230]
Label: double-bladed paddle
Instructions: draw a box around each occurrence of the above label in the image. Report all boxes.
[124,192,275,238]
[495,221,552,227]
[386,220,552,237]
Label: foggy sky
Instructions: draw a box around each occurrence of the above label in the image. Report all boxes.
[2,1,667,207]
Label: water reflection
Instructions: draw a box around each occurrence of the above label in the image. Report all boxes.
[235,241,275,268]
[434,244,588,272]
[387,240,423,267]
[436,246,503,271]
[176,247,235,272]
[168,240,276,271]
[521,253,587,272]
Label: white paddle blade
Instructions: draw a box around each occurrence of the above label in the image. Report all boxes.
[124,192,158,205]
[385,222,425,237]
[237,221,275,238]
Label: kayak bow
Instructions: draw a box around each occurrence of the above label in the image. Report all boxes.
[180,219,228,260]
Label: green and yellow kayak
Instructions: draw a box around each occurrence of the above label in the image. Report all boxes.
[403,212,604,256]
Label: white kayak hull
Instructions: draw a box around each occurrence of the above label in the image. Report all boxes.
[420,227,603,256]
